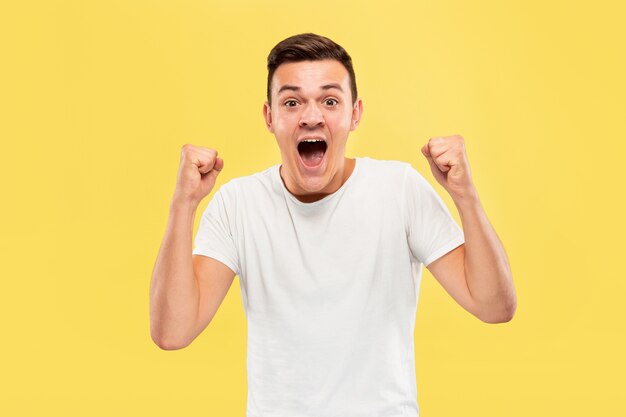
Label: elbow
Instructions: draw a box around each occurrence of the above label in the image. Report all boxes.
[477,296,517,324]
[151,332,191,351]
[150,306,196,350]
[480,308,515,324]
[150,324,192,350]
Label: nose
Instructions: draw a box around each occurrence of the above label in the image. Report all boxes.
[298,102,325,128]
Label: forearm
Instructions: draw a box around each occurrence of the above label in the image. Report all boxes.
[150,198,201,349]
[454,191,516,323]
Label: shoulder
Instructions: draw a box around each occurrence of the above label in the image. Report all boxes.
[356,157,423,186]
[212,164,281,203]
[355,158,438,209]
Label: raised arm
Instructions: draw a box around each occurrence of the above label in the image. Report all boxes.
[150,145,235,350]
[420,135,516,323]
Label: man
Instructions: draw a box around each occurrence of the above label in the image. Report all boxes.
[150,33,516,417]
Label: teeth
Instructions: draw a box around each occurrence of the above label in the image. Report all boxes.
[302,139,324,142]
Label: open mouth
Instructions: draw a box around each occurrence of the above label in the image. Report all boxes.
[297,139,327,168]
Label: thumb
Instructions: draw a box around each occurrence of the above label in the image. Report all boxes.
[421,145,447,185]
[213,157,224,173]
[422,143,447,171]
[423,152,439,173]
[421,144,437,170]
[205,157,224,182]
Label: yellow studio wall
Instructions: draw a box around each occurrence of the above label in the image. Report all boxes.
[1,0,624,416]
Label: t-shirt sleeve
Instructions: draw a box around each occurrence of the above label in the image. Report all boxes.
[402,164,465,267]
[192,188,240,276]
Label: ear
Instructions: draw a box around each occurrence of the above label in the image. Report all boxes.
[349,98,363,131]
[263,101,274,133]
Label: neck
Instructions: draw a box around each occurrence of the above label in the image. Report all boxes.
[281,157,356,203]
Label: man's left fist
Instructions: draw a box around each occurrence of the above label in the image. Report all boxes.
[421,134,476,201]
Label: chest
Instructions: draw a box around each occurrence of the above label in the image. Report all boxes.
[236,190,410,280]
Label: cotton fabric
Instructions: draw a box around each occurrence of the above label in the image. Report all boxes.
[193,157,465,417]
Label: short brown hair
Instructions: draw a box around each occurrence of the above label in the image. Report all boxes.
[266,33,358,106]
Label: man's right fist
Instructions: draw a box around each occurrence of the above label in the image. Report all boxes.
[173,144,224,206]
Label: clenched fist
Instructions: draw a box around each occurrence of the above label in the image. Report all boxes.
[421,135,477,202]
[173,144,224,206]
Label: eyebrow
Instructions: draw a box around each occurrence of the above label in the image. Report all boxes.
[277,83,344,95]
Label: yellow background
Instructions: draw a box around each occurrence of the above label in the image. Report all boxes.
[2,0,624,415]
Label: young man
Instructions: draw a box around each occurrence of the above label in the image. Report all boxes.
[150,33,516,417]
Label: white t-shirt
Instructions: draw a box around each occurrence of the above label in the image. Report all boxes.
[192,157,464,417]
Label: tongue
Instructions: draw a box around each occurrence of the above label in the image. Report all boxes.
[301,149,325,167]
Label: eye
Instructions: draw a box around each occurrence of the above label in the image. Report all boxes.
[325,98,338,106]
[284,100,298,107]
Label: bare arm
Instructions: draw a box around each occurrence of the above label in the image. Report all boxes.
[149,200,200,350]
[427,194,516,323]
[150,144,234,350]
[421,135,517,323]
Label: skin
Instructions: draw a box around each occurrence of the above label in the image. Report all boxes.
[421,135,517,323]
[262,59,363,203]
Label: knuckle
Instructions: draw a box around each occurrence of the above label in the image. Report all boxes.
[181,144,195,156]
